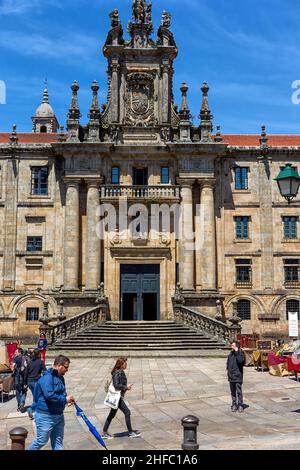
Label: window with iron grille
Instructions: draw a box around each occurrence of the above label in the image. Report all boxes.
[161,167,170,184]
[31,167,49,195]
[235,216,250,239]
[111,166,120,185]
[283,216,298,240]
[286,299,300,320]
[26,307,39,322]
[284,259,300,287]
[236,259,252,288]
[27,237,43,252]
[234,167,249,190]
[237,299,251,320]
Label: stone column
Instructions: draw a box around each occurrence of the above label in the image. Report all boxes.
[63,179,80,291]
[199,179,217,291]
[178,178,195,291]
[85,179,101,291]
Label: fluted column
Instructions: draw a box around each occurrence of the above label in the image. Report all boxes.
[63,179,80,291]
[178,178,195,290]
[85,179,101,291]
[199,179,217,291]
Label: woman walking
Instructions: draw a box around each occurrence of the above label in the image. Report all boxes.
[102,357,141,439]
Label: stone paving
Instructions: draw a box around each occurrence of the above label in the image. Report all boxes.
[1,357,300,450]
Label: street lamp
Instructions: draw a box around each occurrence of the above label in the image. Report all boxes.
[274,164,300,204]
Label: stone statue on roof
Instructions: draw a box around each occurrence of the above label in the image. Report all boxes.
[132,0,152,24]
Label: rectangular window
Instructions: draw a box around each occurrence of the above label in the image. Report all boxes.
[26,307,39,322]
[235,167,249,190]
[235,216,250,239]
[236,259,252,288]
[31,167,49,195]
[133,168,148,186]
[111,167,120,185]
[284,259,300,287]
[27,236,43,252]
[161,167,170,184]
[283,216,298,240]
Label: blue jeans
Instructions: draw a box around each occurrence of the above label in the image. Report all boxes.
[28,412,65,450]
[15,388,26,408]
[27,381,37,414]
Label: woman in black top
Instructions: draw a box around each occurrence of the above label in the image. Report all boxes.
[103,357,141,439]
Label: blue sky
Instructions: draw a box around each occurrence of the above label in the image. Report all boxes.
[0,0,300,134]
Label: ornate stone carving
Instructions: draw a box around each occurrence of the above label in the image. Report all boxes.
[105,9,124,46]
[179,158,214,173]
[128,0,153,48]
[159,234,171,247]
[161,126,171,142]
[157,11,177,47]
[124,73,155,126]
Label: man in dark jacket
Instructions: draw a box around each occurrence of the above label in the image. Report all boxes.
[24,349,46,419]
[227,340,245,413]
[27,355,74,451]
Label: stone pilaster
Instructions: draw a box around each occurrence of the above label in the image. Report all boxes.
[199,179,217,291]
[3,157,18,291]
[85,179,101,291]
[110,61,120,123]
[177,178,195,291]
[63,179,80,291]
[161,62,170,123]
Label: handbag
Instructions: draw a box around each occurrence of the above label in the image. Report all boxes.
[104,382,121,410]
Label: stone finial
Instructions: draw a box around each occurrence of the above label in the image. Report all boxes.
[58,125,66,142]
[68,80,81,121]
[260,125,269,151]
[174,283,185,305]
[9,124,18,145]
[58,300,66,322]
[215,125,223,143]
[179,82,190,121]
[88,80,101,121]
[96,283,106,304]
[199,81,213,143]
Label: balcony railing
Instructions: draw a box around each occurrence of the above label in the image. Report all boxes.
[100,185,181,200]
[284,280,300,288]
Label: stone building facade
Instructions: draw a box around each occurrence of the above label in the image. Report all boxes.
[0,0,300,340]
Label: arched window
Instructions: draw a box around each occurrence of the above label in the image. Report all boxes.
[286,299,300,320]
[40,125,47,133]
[237,299,251,320]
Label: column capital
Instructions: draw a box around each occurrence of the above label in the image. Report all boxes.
[199,178,216,189]
[85,177,104,188]
[64,177,81,188]
[177,177,195,188]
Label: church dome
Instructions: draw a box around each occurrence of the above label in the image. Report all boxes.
[35,89,55,118]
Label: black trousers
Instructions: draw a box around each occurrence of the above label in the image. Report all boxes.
[229,382,243,406]
[103,397,132,433]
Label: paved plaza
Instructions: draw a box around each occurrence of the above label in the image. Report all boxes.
[1,356,300,450]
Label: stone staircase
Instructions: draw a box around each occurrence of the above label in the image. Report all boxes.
[50,321,229,351]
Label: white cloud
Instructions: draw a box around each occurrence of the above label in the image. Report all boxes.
[0,0,61,15]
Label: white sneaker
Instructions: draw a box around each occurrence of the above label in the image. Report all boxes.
[129,430,141,438]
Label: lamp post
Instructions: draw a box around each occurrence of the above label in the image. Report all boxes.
[274,164,300,204]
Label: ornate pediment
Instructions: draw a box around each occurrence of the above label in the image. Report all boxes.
[124,73,156,127]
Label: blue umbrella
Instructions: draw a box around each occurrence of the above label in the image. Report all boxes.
[74,402,108,450]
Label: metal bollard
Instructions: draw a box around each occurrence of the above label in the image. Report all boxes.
[181,415,199,450]
[9,427,28,450]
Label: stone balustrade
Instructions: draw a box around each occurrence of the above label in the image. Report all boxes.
[100,185,181,200]
[174,305,241,343]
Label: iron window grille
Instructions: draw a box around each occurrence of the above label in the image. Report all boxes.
[235,259,252,288]
[235,216,250,239]
[237,299,251,320]
[31,167,49,195]
[283,216,298,240]
[284,259,300,288]
[26,307,39,322]
[27,237,43,252]
[234,167,249,190]
[286,299,300,321]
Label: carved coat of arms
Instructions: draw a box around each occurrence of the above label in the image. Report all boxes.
[124,73,155,126]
